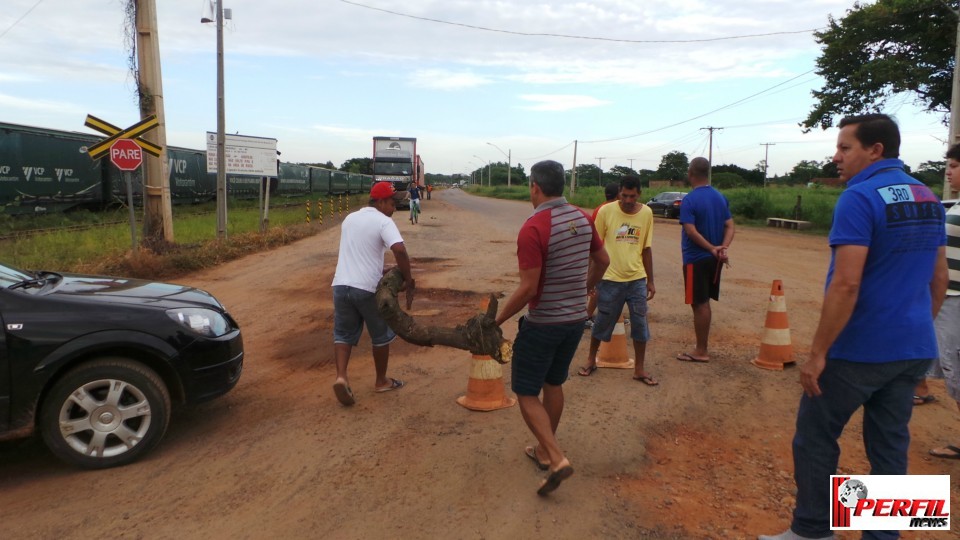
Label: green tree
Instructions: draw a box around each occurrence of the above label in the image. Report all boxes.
[575,164,603,186]
[656,151,689,181]
[610,165,637,177]
[714,163,764,186]
[340,157,372,174]
[788,160,826,184]
[913,159,947,186]
[803,0,957,130]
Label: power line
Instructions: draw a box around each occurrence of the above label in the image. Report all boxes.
[0,0,44,41]
[340,0,820,44]
[579,69,816,144]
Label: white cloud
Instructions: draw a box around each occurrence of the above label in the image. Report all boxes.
[519,94,611,111]
[410,69,492,90]
[0,93,82,114]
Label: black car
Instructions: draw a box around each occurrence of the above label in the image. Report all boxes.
[0,263,243,469]
[647,191,687,218]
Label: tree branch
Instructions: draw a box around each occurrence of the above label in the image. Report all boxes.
[375,267,511,363]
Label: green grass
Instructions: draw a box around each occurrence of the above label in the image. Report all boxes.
[466,184,843,233]
[0,194,365,276]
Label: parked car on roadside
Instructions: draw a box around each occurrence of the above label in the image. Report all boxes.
[0,262,243,469]
[647,191,687,218]
[944,199,957,210]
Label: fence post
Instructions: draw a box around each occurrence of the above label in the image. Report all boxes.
[318,199,323,226]
[306,200,311,223]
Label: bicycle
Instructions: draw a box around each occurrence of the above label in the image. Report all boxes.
[409,199,420,224]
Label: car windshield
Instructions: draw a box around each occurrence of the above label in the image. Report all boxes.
[0,262,34,288]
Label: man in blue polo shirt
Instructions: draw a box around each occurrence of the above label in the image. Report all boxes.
[761,114,948,540]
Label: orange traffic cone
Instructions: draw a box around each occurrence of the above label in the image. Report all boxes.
[752,280,794,370]
[596,314,634,369]
[456,298,516,411]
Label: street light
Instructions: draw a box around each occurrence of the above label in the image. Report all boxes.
[202,0,227,239]
[473,155,491,186]
[486,142,511,187]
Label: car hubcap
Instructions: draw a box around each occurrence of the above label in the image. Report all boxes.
[59,379,152,458]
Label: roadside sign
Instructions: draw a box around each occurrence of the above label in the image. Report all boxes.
[205,132,278,176]
[84,114,162,157]
[110,139,143,171]
[86,114,160,160]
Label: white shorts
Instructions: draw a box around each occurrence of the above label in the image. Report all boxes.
[927,295,960,402]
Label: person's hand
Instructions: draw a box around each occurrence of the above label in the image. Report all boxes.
[713,246,729,262]
[646,281,656,300]
[799,353,826,397]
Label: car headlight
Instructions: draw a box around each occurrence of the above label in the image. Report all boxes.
[166,308,231,337]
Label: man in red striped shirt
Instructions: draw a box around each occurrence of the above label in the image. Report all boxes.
[495,160,609,496]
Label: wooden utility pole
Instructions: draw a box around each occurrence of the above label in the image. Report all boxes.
[135,0,174,245]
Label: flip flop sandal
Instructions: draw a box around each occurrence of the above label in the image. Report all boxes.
[929,445,960,460]
[577,364,598,377]
[333,381,355,406]
[375,378,405,393]
[524,446,550,471]
[913,394,937,405]
[537,464,574,496]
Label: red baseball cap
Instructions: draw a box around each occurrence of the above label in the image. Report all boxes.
[370,182,395,200]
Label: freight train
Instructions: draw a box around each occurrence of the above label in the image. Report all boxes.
[0,122,372,215]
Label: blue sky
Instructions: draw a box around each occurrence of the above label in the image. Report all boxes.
[0,0,951,178]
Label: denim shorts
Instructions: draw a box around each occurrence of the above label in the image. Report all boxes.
[591,279,650,343]
[511,317,585,396]
[333,285,396,347]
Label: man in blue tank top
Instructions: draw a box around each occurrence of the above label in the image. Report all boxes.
[761,114,948,540]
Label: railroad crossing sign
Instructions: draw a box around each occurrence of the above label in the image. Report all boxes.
[109,139,143,171]
[84,114,162,160]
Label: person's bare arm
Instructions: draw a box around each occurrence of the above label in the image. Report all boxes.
[390,242,415,309]
[495,267,541,326]
[641,247,655,300]
[801,245,868,397]
[931,246,948,318]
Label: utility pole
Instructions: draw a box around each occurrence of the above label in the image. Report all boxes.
[595,157,605,186]
[760,143,776,188]
[700,126,723,182]
[948,4,960,199]
[135,0,174,245]
[214,0,227,239]
[628,158,635,170]
[571,140,578,195]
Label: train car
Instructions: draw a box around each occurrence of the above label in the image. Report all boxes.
[110,145,215,206]
[0,122,107,214]
[347,173,362,194]
[309,166,331,194]
[329,170,349,194]
[277,162,310,196]
[1,122,369,216]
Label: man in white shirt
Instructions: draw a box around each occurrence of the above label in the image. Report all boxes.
[331,181,415,406]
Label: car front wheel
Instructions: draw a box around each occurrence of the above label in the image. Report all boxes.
[40,358,171,469]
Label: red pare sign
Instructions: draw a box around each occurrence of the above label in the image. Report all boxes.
[109,139,143,171]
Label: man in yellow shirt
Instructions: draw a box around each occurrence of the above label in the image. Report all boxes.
[577,175,658,385]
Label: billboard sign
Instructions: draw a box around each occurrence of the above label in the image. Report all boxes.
[206,132,278,177]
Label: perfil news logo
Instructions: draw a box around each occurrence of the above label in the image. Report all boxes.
[830,475,950,531]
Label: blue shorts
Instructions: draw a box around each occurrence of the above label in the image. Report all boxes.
[591,279,650,343]
[332,285,396,347]
[511,317,585,396]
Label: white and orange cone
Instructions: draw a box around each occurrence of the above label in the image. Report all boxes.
[752,280,794,370]
[456,298,516,411]
[596,314,635,369]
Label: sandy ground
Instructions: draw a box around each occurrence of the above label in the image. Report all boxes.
[0,189,957,540]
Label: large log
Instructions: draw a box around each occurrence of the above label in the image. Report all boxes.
[375,267,511,363]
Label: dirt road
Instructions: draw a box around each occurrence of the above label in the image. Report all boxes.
[1,189,956,539]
